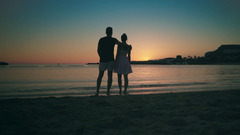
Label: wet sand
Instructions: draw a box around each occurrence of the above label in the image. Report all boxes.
[1,90,240,135]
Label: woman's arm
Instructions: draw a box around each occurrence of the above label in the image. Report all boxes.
[116,45,121,63]
[128,45,132,62]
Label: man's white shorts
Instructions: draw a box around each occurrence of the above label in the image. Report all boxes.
[99,61,115,71]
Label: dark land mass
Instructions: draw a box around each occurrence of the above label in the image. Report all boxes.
[88,44,240,65]
[0,62,9,65]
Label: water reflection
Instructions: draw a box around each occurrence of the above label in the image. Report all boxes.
[0,64,240,98]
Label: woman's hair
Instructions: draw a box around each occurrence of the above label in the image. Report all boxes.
[121,33,127,42]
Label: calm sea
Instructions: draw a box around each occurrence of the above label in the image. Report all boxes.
[0,64,240,99]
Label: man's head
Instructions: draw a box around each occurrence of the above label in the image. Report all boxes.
[106,27,113,37]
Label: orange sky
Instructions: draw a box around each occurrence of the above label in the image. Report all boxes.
[1,0,240,64]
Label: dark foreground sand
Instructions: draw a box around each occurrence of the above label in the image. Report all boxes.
[1,90,240,135]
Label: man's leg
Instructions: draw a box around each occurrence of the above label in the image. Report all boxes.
[107,70,113,96]
[96,70,104,96]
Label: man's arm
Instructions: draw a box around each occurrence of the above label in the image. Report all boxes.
[115,39,122,46]
[116,40,121,45]
[97,39,102,57]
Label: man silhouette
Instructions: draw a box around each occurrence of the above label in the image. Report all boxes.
[95,27,121,96]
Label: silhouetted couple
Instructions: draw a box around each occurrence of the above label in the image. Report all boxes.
[95,27,132,96]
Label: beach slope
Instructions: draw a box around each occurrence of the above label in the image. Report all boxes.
[1,90,240,135]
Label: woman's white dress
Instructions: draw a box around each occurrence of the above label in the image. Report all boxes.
[115,47,132,74]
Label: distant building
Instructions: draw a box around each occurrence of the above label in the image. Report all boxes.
[175,55,183,62]
[205,44,240,62]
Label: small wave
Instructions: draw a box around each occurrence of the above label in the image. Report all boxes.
[129,82,209,89]
[0,82,210,94]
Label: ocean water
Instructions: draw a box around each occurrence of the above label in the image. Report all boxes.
[0,64,240,99]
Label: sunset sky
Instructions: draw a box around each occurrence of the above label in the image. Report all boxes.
[1,0,240,64]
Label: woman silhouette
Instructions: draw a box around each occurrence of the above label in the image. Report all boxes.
[115,33,132,95]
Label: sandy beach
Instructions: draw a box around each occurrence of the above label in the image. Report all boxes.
[1,90,240,135]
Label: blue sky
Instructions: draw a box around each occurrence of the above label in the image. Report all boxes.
[1,0,240,63]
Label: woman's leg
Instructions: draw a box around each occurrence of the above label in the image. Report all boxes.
[118,74,122,95]
[124,74,128,94]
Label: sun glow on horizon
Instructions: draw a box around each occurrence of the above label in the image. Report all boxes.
[142,56,151,61]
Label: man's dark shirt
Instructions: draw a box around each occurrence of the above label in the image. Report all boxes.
[98,36,117,62]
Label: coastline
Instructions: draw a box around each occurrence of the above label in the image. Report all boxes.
[87,62,240,65]
[1,90,240,135]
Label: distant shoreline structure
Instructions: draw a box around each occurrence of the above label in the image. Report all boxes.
[87,44,240,65]
[87,63,99,65]
[0,62,9,65]
[87,61,240,65]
